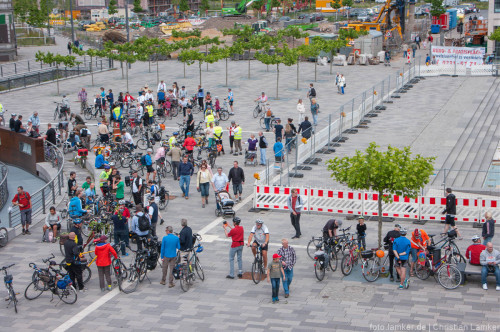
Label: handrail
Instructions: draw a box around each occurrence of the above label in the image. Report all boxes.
[8,141,65,228]
[0,161,8,211]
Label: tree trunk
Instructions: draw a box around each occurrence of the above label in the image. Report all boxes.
[120,60,124,79]
[276,64,279,100]
[56,64,60,95]
[126,61,129,92]
[206,45,208,71]
[296,59,299,90]
[90,56,94,86]
[267,64,269,72]
[183,62,186,78]
[199,61,202,86]
[314,59,317,82]
[248,57,251,79]
[330,51,333,75]
[148,60,151,73]
[378,192,383,248]
[225,57,228,87]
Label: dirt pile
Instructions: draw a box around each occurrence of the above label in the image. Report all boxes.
[102,30,127,43]
[201,16,258,30]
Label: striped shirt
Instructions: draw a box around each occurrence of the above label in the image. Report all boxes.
[277,246,296,270]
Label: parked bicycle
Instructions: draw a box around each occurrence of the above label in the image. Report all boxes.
[413,245,463,290]
[24,261,77,304]
[117,246,150,294]
[2,263,17,313]
[360,248,392,282]
[341,241,361,276]
[313,238,338,281]
[0,226,9,247]
[54,102,69,121]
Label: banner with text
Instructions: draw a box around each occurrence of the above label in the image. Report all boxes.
[431,46,485,66]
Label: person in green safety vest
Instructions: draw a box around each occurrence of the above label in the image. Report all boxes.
[112,102,123,131]
[169,132,178,149]
[205,109,215,128]
[213,125,224,155]
[99,164,112,196]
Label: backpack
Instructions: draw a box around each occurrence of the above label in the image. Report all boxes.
[140,155,148,166]
[146,250,158,270]
[266,109,272,117]
[80,128,88,137]
[159,186,166,200]
[137,214,150,232]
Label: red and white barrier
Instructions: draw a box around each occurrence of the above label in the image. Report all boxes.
[253,185,499,223]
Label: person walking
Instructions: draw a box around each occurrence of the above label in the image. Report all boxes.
[131,170,144,205]
[287,189,303,239]
[296,99,306,123]
[68,171,77,198]
[383,224,401,282]
[273,137,284,169]
[160,226,180,287]
[167,143,182,181]
[64,232,86,292]
[335,73,341,94]
[112,201,130,256]
[442,188,456,234]
[298,116,313,139]
[179,218,193,254]
[339,74,346,95]
[267,253,285,303]
[258,131,268,165]
[144,148,156,182]
[392,228,411,289]
[227,88,235,115]
[483,212,495,245]
[306,83,316,102]
[197,164,212,208]
[12,186,32,235]
[224,217,244,279]
[411,42,417,58]
[228,161,245,202]
[94,235,118,292]
[178,155,194,199]
[277,238,296,298]
[310,98,319,127]
[415,35,421,49]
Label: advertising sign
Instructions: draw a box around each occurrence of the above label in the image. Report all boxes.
[431,46,485,66]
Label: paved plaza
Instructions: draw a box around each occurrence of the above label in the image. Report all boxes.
[0,37,499,331]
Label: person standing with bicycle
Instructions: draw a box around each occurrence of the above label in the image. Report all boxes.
[112,201,130,257]
[392,228,411,290]
[224,217,244,279]
[322,219,342,241]
[179,219,193,263]
[160,226,180,287]
[63,232,86,292]
[383,224,401,282]
[277,239,296,299]
[247,219,270,272]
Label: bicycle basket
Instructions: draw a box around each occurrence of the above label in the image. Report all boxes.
[360,250,373,259]
[173,264,181,280]
[447,229,457,239]
[196,245,204,253]
[4,274,13,284]
[57,275,72,290]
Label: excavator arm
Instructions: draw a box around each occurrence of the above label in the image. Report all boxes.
[235,0,256,14]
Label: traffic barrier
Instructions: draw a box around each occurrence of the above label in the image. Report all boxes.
[253,185,499,223]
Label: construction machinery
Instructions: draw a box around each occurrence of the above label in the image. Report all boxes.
[222,0,274,16]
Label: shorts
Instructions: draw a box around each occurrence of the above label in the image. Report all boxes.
[20,209,32,226]
[49,224,62,230]
[445,215,455,226]
[395,259,407,268]
[253,241,268,251]
[275,156,284,162]
[146,165,154,173]
[410,247,419,262]
[229,100,233,106]
[232,183,243,195]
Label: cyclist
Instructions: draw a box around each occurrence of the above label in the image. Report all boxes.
[183,132,196,157]
[227,88,234,115]
[410,228,430,277]
[169,132,178,149]
[322,219,343,242]
[68,189,91,219]
[393,228,411,289]
[121,129,135,150]
[247,219,270,270]
[466,235,486,266]
[383,224,401,282]
[60,95,71,120]
[204,91,212,111]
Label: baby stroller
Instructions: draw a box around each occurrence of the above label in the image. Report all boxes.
[244,149,258,166]
[214,190,235,218]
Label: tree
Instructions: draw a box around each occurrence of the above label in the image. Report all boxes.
[277,26,309,49]
[179,49,205,85]
[179,0,190,13]
[132,0,143,13]
[108,0,118,15]
[14,0,52,27]
[489,27,500,42]
[326,142,435,247]
[430,0,445,17]
[200,0,210,15]
[35,51,79,94]
[297,39,321,82]
[73,47,103,86]
[343,0,353,20]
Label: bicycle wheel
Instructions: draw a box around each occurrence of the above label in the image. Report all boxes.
[0,227,8,247]
[138,261,147,282]
[328,250,338,272]
[84,109,93,120]
[307,238,323,260]
[251,260,263,284]
[314,258,326,281]
[120,267,139,294]
[24,281,45,300]
[137,139,148,150]
[447,252,466,265]
[81,222,91,238]
[179,267,189,292]
[81,265,92,284]
[195,259,205,281]
[192,105,201,114]
[220,110,229,121]
[253,106,260,118]
[362,257,380,282]
[11,287,18,313]
[259,117,266,129]
[164,160,172,174]
[58,285,78,304]
[341,255,353,276]
[171,106,180,117]
[437,264,462,290]
[414,261,431,280]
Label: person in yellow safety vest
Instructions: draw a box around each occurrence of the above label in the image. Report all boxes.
[146,103,154,126]
[112,103,123,131]
[233,123,242,155]
[169,132,178,149]
[205,109,215,128]
[99,164,112,195]
[213,125,224,155]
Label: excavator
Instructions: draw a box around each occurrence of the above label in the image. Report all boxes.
[345,0,406,42]
[222,0,273,17]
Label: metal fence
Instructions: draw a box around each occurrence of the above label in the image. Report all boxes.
[0,57,113,91]
[0,162,8,211]
[8,141,65,228]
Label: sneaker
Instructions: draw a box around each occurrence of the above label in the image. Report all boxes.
[123,253,129,257]
[22,229,25,235]
[160,281,166,285]
[483,284,488,290]
[496,286,500,291]
[226,275,234,279]
[26,230,31,235]
[272,300,276,304]
[107,285,112,291]
[101,288,105,292]
[284,294,289,298]
[390,277,394,282]
[237,274,243,278]
[168,284,174,288]
[404,279,410,289]
[398,284,404,289]
[52,239,57,243]
[182,193,185,197]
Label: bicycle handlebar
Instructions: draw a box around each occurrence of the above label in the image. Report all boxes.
[42,253,56,263]
[1,263,15,270]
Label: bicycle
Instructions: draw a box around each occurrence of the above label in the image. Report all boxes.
[59,249,94,285]
[84,104,103,120]
[340,241,361,276]
[118,246,150,294]
[2,264,18,313]
[306,226,351,260]
[313,239,338,281]
[361,247,392,282]
[429,232,465,264]
[177,250,195,292]
[54,102,69,121]
[253,101,268,118]
[24,262,78,304]
[259,115,280,130]
[80,100,88,113]
[413,246,463,290]
[216,99,231,121]
[250,245,265,284]
[190,234,205,281]
[0,226,9,247]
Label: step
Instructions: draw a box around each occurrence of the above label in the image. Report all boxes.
[466,123,500,188]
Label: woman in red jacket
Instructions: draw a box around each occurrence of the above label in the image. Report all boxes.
[94,235,118,292]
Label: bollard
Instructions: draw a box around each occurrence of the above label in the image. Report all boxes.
[327,114,331,149]
[42,189,46,214]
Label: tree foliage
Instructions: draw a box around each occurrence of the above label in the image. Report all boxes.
[108,0,118,15]
[200,0,210,13]
[179,0,190,12]
[172,29,202,38]
[489,27,500,42]
[35,51,79,94]
[326,142,435,247]
[430,0,445,17]
[132,0,143,12]
[14,0,52,27]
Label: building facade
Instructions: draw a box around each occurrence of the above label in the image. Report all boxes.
[0,0,16,61]
[487,0,500,55]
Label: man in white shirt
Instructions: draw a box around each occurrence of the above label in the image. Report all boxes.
[132,170,143,205]
[157,80,167,92]
[145,90,154,103]
[179,86,188,99]
[255,92,268,103]
[137,93,146,106]
[121,130,135,149]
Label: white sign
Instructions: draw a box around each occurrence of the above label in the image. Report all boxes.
[431,46,485,66]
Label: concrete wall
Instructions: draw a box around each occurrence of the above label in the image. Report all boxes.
[0,127,45,175]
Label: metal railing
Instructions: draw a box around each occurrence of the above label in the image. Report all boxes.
[8,141,65,228]
[0,162,8,211]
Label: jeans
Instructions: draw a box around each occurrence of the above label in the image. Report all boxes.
[290,213,301,237]
[200,182,210,197]
[114,229,129,255]
[172,161,180,180]
[116,118,123,131]
[229,245,243,277]
[180,175,191,197]
[481,265,500,286]
[341,86,345,94]
[483,237,493,245]
[282,268,293,294]
[285,137,293,152]
[260,148,267,165]
[271,278,280,301]
[264,118,271,131]
[412,49,416,58]
[311,113,318,126]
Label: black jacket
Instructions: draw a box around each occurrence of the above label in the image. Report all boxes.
[70,225,83,246]
[228,167,245,185]
[179,226,193,251]
[64,240,81,265]
[383,230,401,252]
[298,121,312,139]
[444,194,456,215]
[482,219,495,238]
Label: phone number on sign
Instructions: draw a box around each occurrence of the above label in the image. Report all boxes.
[370,323,500,331]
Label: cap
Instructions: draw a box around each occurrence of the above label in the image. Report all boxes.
[11,113,16,116]
[93,235,108,243]
[147,148,153,152]
[471,235,481,241]
[272,253,281,259]
[358,216,364,220]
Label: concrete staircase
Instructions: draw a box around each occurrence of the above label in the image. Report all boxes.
[432,78,500,189]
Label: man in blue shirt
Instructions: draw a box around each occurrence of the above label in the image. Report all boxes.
[273,137,284,169]
[197,85,204,109]
[157,90,166,105]
[95,152,108,169]
[178,155,194,199]
[160,225,180,287]
[68,189,91,218]
[145,148,156,182]
[131,204,150,250]
[392,228,411,289]
[227,88,234,115]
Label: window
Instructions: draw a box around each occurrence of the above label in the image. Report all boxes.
[496,0,500,13]
[19,142,31,156]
